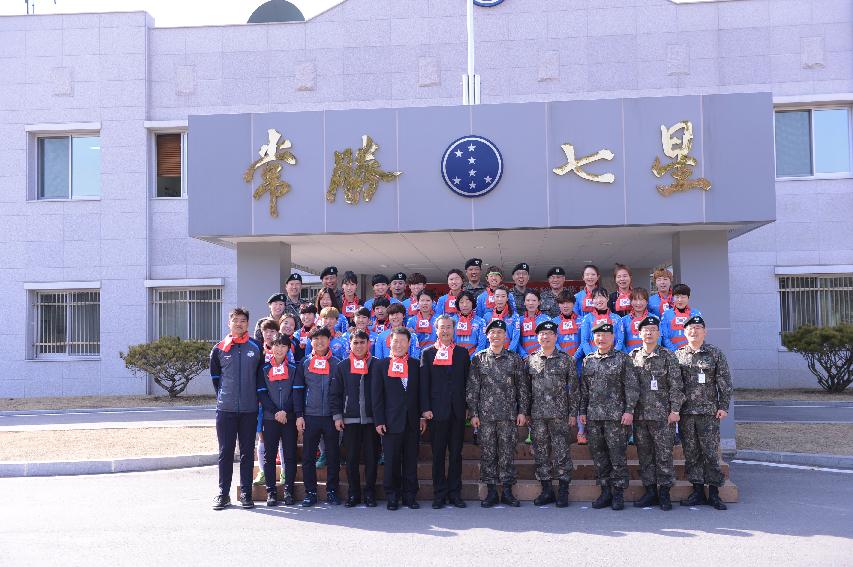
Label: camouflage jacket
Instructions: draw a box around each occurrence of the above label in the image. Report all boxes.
[629,345,685,421]
[284,295,308,324]
[675,342,733,415]
[467,347,531,421]
[580,348,640,421]
[463,281,486,296]
[539,288,565,318]
[511,286,535,315]
[526,348,578,419]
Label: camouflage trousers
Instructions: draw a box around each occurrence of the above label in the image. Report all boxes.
[634,419,675,487]
[681,414,724,487]
[478,420,517,485]
[530,418,573,482]
[587,420,629,489]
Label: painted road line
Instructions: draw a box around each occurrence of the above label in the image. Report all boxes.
[731,460,853,474]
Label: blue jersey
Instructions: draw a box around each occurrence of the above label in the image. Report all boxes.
[661,306,702,351]
[333,314,350,334]
[552,314,581,359]
[373,327,421,359]
[475,289,517,319]
[517,313,552,358]
[406,313,438,351]
[435,293,462,317]
[303,333,348,360]
[573,288,598,317]
[579,311,625,356]
[402,295,421,318]
[340,328,378,357]
[648,292,674,318]
[621,312,661,353]
[481,308,520,353]
[452,312,487,358]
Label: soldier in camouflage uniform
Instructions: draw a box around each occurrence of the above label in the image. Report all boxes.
[579,321,640,511]
[510,262,534,315]
[539,266,568,318]
[284,273,309,326]
[467,318,531,508]
[629,315,685,511]
[526,320,578,508]
[463,258,485,296]
[675,315,732,510]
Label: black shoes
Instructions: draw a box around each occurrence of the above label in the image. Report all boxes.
[534,481,556,506]
[658,485,672,511]
[633,485,659,508]
[681,483,708,507]
[501,483,520,507]
[364,492,377,507]
[555,480,570,508]
[326,491,341,505]
[212,494,231,510]
[387,498,399,511]
[301,492,318,507]
[611,487,624,510]
[591,486,612,509]
[402,497,420,509]
[481,484,499,508]
[282,490,294,506]
[345,495,361,508]
[432,496,445,509]
[707,485,728,510]
[238,491,254,509]
[266,491,278,507]
[449,494,467,508]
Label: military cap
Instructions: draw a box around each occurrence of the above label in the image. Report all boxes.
[371,274,389,286]
[391,272,407,282]
[512,262,530,275]
[637,315,661,331]
[485,319,508,333]
[286,273,302,283]
[547,266,566,278]
[684,315,706,328]
[267,293,287,304]
[465,258,483,269]
[320,266,338,278]
[536,320,558,334]
[592,321,614,334]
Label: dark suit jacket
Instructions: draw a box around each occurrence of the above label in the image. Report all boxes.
[371,357,425,435]
[420,344,470,421]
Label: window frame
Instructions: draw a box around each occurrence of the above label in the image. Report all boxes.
[777,273,853,348]
[151,286,223,343]
[774,104,853,181]
[150,129,188,199]
[28,288,101,360]
[31,132,102,201]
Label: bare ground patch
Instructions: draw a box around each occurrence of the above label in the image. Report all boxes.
[736,422,853,456]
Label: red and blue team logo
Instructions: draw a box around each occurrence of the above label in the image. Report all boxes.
[473,0,504,6]
[441,135,503,198]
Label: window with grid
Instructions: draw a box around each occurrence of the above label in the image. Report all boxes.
[153,288,222,342]
[775,107,852,178]
[779,276,853,334]
[155,132,185,198]
[36,135,101,199]
[31,290,100,358]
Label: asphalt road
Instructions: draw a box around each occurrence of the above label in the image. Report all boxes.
[734,400,853,423]
[0,462,850,566]
[0,406,216,430]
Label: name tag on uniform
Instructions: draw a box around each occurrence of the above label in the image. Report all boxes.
[457,321,469,332]
[561,320,574,332]
[314,359,327,370]
[650,379,658,391]
[418,319,430,329]
[448,298,456,310]
[272,365,286,376]
[353,359,365,370]
[392,361,404,373]
[523,321,533,332]
[698,372,706,384]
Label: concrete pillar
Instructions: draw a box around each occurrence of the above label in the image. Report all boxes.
[236,242,292,330]
[672,230,736,454]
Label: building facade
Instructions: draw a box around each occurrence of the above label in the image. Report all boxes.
[0,0,851,399]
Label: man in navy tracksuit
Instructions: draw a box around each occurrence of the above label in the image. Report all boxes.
[294,326,343,507]
[210,307,266,510]
[257,334,301,507]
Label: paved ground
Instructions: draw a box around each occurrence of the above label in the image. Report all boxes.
[734,400,853,423]
[0,462,850,566]
[0,406,215,431]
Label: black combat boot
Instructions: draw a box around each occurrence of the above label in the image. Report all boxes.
[658,485,672,511]
[266,490,278,507]
[611,487,625,510]
[555,480,570,508]
[680,483,707,506]
[633,484,659,508]
[501,483,520,507]
[707,485,728,510]
[534,481,555,506]
[591,485,612,509]
[238,491,254,509]
[481,484,499,508]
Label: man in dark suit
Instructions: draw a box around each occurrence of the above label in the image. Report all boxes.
[372,327,428,510]
[420,314,470,509]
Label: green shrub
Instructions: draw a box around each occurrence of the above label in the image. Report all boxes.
[782,325,853,393]
[120,336,212,398]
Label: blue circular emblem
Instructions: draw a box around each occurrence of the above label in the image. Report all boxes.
[473,0,504,6]
[441,135,503,198]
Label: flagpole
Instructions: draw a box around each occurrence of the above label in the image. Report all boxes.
[463,0,480,105]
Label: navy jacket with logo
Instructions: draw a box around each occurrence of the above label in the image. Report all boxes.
[210,336,265,413]
[257,357,301,420]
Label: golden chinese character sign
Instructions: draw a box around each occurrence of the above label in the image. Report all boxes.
[651,120,711,197]
[243,128,297,218]
[326,135,401,205]
[552,142,616,183]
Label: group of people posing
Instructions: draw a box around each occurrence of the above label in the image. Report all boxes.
[209,260,733,513]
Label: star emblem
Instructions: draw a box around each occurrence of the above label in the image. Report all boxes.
[441,135,503,198]
[468,156,476,164]
[454,149,463,158]
[468,169,476,177]
[469,181,477,189]
[467,144,476,152]
[452,177,461,185]
[484,175,493,183]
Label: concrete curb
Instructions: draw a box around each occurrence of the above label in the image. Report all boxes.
[0,454,218,478]
[733,450,853,469]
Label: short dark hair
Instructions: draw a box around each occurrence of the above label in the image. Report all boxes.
[409,272,427,285]
[493,285,509,295]
[349,329,370,342]
[673,283,691,297]
[556,290,575,304]
[591,286,609,299]
[524,289,540,300]
[300,304,317,314]
[447,268,464,280]
[457,290,477,307]
[373,297,390,308]
[355,307,371,318]
[309,326,331,339]
[342,270,358,284]
[260,318,280,331]
[229,307,250,321]
[270,333,291,348]
[417,289,434,301]
[630,287,650,301]
[387,303,406,316]
[391,327,412,341]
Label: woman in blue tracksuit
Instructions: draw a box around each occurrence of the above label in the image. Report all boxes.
[480,285,520,353]
[621,287,656,353]
[475,266,517,318]
[579,287,625,356]
[574,264,602,318]
[451,291,486,358]
[406,290,438,351]
[661,283,702,351]
[516,289,552,359]
[315,287,349,334]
